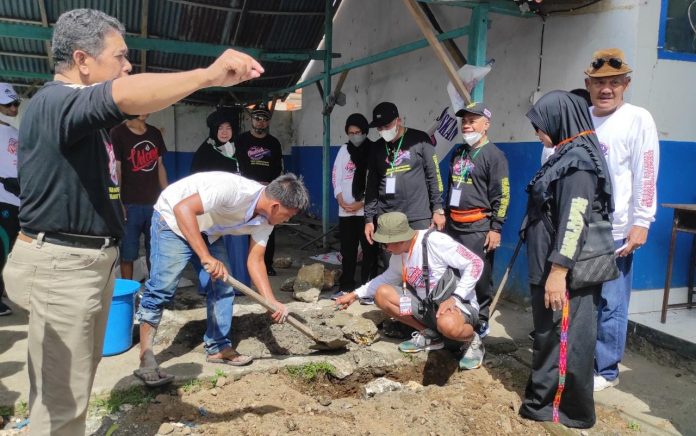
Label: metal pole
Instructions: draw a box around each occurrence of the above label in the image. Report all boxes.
[467,3,489,102]
[322,0,333,247]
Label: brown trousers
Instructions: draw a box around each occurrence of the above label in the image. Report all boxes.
[4,234,118,436]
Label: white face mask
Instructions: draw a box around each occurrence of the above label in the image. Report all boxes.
[540,146,556,165]
[219,141,236,159]
[462,131,483,146]
[379,124,399,142]
[348,133,366,147]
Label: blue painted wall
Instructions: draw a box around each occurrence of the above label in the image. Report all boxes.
[164,140,693,296]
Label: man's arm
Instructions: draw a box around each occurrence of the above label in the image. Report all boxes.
[111,49,263,115]
[622,112,660,256]
[172,193,227,279]
[247,237,288,323]
[421,143,444,212]
[484,151,510,251]
[157,157,168,190]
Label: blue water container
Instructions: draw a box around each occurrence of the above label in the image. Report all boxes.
[103,278,140,357]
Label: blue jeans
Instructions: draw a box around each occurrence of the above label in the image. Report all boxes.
[120,204,154,262]
[595,239,633,381]
[136,211,235,354]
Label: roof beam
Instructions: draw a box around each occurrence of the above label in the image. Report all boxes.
[37,0,53,69]
[416,0,534,17]
[166,0,324,16]
[232,0,249,45]
[0,22,339,62]
[140,0,149,73]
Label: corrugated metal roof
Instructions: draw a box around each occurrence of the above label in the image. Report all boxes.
[0,0,341,105]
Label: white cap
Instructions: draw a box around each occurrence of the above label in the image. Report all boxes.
[0,83,19,105]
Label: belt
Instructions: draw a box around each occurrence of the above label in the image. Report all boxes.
[449,208,488,224]
[20,229,119,249]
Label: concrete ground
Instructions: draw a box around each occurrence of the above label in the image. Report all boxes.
[1,227,695,435]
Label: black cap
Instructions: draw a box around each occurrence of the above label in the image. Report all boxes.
[455,102,492,119]
[345,113,369,134]
[369,102,399,128]
[251,103,271,120]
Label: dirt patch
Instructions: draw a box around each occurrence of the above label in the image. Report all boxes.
[93,351,628,436]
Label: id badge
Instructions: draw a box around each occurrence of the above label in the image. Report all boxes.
[449,188,462,206]
[399,295,412,316]
[385,176,396,194]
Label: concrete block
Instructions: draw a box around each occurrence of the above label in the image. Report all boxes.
[293,287,321,303]
[362,377,402,399]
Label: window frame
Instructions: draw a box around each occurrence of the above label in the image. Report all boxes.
[658,0,696,61]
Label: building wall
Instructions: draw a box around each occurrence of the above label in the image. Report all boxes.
[288,0,695,299]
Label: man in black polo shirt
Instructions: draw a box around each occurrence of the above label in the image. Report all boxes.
[2,8,263,435]
[445,102,509,338]
[364,101,445,245]
[236,103,283,275]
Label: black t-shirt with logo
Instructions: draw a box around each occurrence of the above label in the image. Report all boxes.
[111,122,167,205]
[18,80,127,237]
[236,131,283,184]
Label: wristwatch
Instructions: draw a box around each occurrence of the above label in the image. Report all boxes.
[434,208,445,215]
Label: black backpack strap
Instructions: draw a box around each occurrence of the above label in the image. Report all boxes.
[421,228,436,294]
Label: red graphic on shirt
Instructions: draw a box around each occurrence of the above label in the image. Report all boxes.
[456,245,483,278]
[7,137,17,155]
[406,266,426,289]
[344,160,356,180]
[641,150,655,207]
[128,141,160,172]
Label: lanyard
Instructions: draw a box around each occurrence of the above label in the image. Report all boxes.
[386,129,407,173]
[457,140,487,187]
[555,130,594,147]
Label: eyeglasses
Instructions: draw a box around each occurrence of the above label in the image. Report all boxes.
[591,57,623,70]
[1,101,19,108]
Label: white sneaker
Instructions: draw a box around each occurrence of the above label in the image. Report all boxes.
[398,331,444,353]
[593,375,619,392]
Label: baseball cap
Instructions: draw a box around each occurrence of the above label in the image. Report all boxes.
[455,101,491,119]
[369,102,399,128]
[250,103,271,120]
[0,84,19,105]
[585,48,632,78]
[372,212,416,244]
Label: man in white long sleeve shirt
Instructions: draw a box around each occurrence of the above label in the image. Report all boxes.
[335,212,485,370]
[584,48,659,391]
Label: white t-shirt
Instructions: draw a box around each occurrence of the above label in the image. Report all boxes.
[0,124,19,206]
[154,172,273,244]
[331,143,364,217]
[355,230,483,313]
[591,103,659,240]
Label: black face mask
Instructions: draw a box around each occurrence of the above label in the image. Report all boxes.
[253,126,268,135]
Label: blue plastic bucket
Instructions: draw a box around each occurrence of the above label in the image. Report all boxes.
[103,278,140,357]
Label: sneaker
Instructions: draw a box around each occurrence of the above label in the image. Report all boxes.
[459,333,485,370]
[359,297,375,305]
[0,301,12,316]
[330,290,347,300]
[266,266,277,276]
[398,331,444,353]
[528,330,536,341]
[475,320,490,339]
[593,375,619,392]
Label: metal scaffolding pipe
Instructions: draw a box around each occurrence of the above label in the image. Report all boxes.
[321,0,333,246]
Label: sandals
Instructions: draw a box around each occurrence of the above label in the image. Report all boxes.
[206,348,254,366]
[133,366,175,387]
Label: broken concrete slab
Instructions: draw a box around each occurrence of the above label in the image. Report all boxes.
[342,317,379,345]
[325,311,353,328]
[323,269,342,290]
[362,377,403,399]
[280,277,296,292]
[273,257,293,269]
[294,264,324,293]
[293,287,321,303]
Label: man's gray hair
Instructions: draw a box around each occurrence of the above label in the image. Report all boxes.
[52,9,125,72]
[266,173,310,211]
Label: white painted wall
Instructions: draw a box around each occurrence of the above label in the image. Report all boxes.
[292,0,695,145]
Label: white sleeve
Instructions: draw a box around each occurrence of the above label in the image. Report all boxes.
[250,225,272,247]
[333,146,346,198]
[354,254,401,298]
[629,111,659,229]
[430,234,483,303]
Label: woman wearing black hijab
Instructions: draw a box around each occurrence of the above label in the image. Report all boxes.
[190,109,240,174]
[519,91,613,429]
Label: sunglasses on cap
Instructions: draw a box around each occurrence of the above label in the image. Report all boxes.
[591,57,623,70]
[1,101,19,108]
[252,115,269,121]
